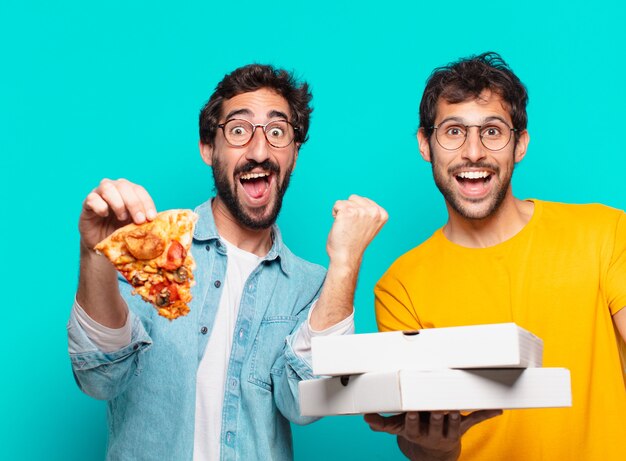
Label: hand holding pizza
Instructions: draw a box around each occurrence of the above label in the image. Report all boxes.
[79,178,198,320]
[79,178,158,251]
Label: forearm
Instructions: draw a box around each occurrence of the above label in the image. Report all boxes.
[76,244,128,328]
[311,194,387,330]
[309,259,359,330]
[398,438,461,461]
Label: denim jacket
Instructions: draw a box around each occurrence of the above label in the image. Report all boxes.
[68,199,326,460]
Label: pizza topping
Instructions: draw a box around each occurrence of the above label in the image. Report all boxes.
[117,254,135,264]
[160,240,186,271]
[156,289,170,307]
[172,266,189,283]
[124,229,166,260]
[150,281,167,294]
[153,282,181,307]
[131,273,146,286]
[143,264,158,274]
[168,283,180,302]
[151,282,168,305]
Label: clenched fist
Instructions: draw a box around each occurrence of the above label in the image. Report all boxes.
[327,194,388,270]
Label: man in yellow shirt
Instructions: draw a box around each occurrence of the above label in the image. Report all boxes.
[365,52,626,461]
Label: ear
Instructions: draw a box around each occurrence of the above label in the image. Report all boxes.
[514,130,530,164]
[417,128,432,162]
[199,141,213,166]
[291,144,300,172]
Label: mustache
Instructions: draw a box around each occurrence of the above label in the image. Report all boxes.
[448,161,500,175]
[235,160,280,176]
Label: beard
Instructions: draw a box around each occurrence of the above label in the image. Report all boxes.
[212,156,293,230]
[430,147,514,221]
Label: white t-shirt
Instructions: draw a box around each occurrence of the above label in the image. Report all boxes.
[193,239,260,461]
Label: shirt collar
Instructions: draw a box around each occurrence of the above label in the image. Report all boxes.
[192,198,291,275]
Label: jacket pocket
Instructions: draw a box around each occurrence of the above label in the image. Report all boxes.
[248,315,298,391]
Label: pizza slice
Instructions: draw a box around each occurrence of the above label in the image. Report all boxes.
[95,209,198,320]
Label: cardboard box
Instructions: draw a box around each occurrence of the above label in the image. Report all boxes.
[311,323,543,376]
[299,368,571,416]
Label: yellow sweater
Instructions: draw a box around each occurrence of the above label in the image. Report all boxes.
[375,200,626,461]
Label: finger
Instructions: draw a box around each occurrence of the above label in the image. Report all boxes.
[429,411,446,438]
[403,412,422,442]
[346,194,382,211]
[345,195,378,213]
[336,195,378,215]
[460,409,503,435]
[131,183,157,220]
[115,179,149,224]
[347,194,369,205]
[364,204,389,228]
[347,195,389,222]
[378,205,389,224]
[363,413,384,429]
[333,199,375,220]
[106,178,155,224]
[363,413,404,434]
[446,411,462,439]
[96,179,128,221]
[83,191,111,218]
[331,200,348,218]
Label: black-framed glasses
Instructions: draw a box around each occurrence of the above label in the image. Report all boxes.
[432,120,518,151]
[217,119,298,148]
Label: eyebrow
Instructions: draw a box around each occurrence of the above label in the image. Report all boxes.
[268,110,289,120]
[224,108,252,120]
[439,115,511,125]
[223,108,291,122]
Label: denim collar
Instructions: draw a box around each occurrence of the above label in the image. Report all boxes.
[193,199,290,275]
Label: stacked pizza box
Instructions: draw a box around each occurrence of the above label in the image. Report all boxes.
[298,323,571,416]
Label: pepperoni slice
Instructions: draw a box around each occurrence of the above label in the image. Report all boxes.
[168,283,181,302]
[160,240,187,271]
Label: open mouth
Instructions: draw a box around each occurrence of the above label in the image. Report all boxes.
[454,170,493,197]
[239,171,273,201]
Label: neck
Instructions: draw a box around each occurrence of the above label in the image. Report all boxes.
[443,195,535,248]
[211,198,273,256]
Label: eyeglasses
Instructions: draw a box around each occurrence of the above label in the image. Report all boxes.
[217,119,298,148]
[431,120,518,151]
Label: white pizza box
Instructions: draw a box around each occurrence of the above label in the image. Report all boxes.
[311,323,543,376]
[299,368,571,416]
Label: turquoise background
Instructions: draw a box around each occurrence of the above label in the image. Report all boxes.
[2,0,625,459]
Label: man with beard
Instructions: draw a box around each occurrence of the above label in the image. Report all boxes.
[365,52,626,460]
[68,64,388,460]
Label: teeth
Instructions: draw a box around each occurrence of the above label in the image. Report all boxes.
[457,171,489,179]
[240,172,270,180]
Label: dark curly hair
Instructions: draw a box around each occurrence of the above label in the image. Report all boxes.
[199,64,313,147]
[419,52,528,142]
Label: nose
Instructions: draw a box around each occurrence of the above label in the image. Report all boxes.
[462,126,486,162]
[245,126,270,163]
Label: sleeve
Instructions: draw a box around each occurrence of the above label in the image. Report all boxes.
[607,211,626,315]
[71,299,132,352]
[289,299,355,366]
[374,266,422,332]
[67,277,153,400]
